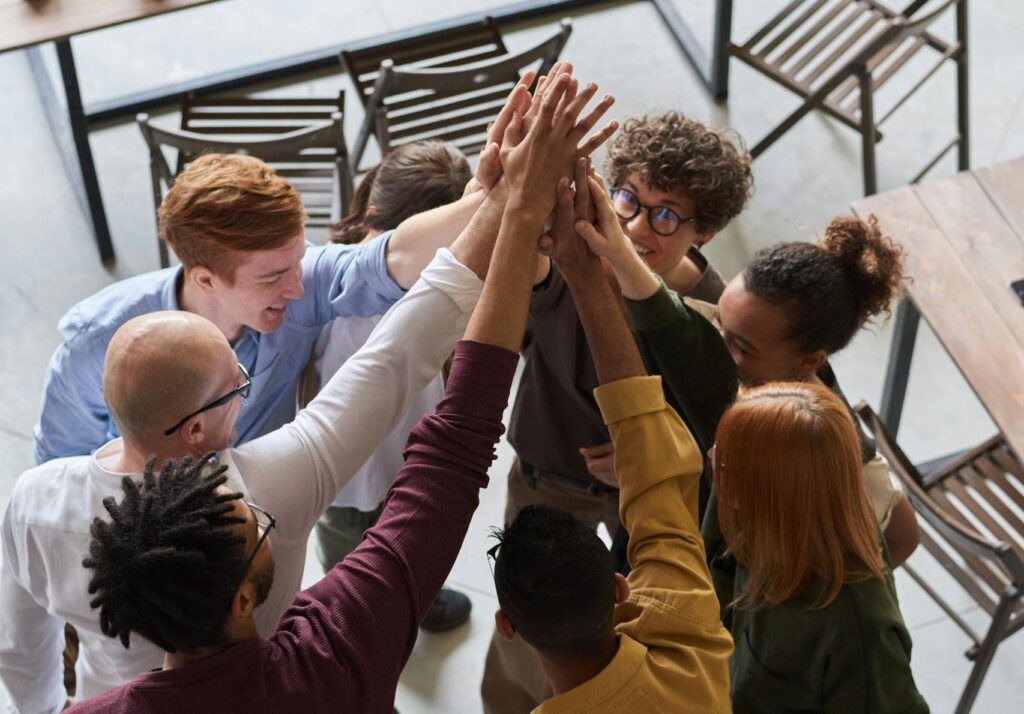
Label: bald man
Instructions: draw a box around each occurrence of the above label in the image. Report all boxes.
[0,225,494,711]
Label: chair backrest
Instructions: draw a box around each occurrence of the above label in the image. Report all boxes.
[137,111,346,267]
[344,18,572,168]
[856,402,1024,588]
[342,16,509,109]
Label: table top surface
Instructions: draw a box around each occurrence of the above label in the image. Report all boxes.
[0,0,219,54]
[852,156,1024,459]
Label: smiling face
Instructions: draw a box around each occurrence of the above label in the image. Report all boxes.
[617,174,708,277]
[207,233,306,334]
[716,274,823,386]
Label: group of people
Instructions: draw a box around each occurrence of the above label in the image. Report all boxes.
[0,63,930,712]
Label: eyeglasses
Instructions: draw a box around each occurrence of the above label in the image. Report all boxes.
[610,187,698,237]
[240,502,276,574]
[163,362,252,436]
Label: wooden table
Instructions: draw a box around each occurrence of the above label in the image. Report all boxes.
[852,156,1024,460]
[0,1,220,263]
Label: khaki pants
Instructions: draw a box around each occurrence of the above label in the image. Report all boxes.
[480,458,619,714]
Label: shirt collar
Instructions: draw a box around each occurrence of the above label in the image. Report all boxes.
[534,635,648,713]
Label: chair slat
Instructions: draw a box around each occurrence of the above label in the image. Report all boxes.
[930,485,1012,596]
[918,529,998,614]
[971,453,1024,530]
[801,10,883,85]
[756,0,831,56]
[959,464,1024,548]
[775,0,855,69]
[383,83,515,116]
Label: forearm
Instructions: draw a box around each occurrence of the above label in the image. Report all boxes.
[606,245,660,301]
[385,190,488,289]
[448,189,508,281]
[562,262,645,384]
[463,199,547,352]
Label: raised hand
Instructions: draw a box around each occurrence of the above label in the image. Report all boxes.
[541,157,600,273]
[468,71,536,194]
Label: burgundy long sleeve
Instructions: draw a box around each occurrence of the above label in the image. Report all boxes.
[71,340,519,714]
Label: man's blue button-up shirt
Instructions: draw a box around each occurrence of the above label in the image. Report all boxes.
[33,234,404,464]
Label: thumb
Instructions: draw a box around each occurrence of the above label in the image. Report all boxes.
[538,234,555,255]
[575,219,605,249]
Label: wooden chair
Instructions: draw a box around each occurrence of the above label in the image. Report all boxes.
[726,0,968,195]
[341,17,572,171]
[857,403,1024,714]
[138,96,351,268]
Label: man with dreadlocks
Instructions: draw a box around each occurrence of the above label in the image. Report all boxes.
[60,70,593,713]
[0,69,616,712]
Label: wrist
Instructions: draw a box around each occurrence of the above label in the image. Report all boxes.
[613,250,660,301]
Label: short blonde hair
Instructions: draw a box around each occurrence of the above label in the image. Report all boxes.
[715,382,885,609]
[158,154,305,280]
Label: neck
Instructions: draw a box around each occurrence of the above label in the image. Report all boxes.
[178,272,244,342]
[658,254,702,294]
[163,617,259,671]
[539,633,619,696]
[113,437,194,475]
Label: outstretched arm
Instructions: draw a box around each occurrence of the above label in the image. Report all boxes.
[266,72,614,712]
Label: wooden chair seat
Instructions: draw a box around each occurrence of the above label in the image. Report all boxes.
[857,403,1024,713]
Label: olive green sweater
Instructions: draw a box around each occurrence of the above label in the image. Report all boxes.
[625,282,929,714]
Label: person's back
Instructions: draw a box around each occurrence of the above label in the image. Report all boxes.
[709,383,927,713]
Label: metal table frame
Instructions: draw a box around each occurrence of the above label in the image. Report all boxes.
[25,0,734,264]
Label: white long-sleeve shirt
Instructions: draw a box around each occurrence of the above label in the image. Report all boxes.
[0,249,481,713]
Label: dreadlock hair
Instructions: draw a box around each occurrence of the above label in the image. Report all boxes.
[491,505,616,656]
[82,453,248,653]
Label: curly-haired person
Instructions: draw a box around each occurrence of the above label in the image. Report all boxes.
[481,111,754,714]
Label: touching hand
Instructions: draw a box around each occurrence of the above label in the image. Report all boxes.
[467,71,537,194]
[501,75,614,216]
[580,442,619,488]
[541,157,601,274]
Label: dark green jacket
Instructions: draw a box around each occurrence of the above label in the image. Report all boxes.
[625,283,928,713]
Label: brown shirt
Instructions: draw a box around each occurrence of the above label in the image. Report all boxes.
[508,248,726,485]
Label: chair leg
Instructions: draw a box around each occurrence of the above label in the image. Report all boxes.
[858,67,878,196]
[954,587,1019,714]
[955,0,970,171]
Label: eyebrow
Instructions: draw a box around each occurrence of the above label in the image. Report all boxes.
[623,180,686,212]
[255,267,290,280]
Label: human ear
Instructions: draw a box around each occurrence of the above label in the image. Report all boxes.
[695,231,717,248]
[189,266,217,293]
[614,573,630,604]
[799,349,828,375]
[230,579,257,621]
[495,610,516,641]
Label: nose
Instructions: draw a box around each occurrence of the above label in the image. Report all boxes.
[282,267,304,301]
[625,210,651,240]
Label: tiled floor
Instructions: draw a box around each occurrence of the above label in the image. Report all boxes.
[2,1,1024,712]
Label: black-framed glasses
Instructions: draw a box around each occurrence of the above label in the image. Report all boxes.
[163,362,252,436]
[241,502,276,574]
[610,187,699,237]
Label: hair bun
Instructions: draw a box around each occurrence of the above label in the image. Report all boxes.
[821,215,904,325]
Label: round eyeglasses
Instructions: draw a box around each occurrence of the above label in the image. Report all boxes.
[610,187,699,237]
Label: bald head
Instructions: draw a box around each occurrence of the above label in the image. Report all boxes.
[104,312,237,449]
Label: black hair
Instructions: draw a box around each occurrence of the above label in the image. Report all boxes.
[492,505,616,655]
[330,139,472,244]
[82,453,248,653]
[744,215,905,355]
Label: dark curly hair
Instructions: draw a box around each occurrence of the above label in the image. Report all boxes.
[82,454,248,653]
[491,505,615,655]
[604,111,753,235]
[744,215,905,355]
[331,140,472,244]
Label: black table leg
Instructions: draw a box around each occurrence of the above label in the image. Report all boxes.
[880,297,921,435]
[26,39,115,263]
[710,0,733,100]
[649,0,719,96]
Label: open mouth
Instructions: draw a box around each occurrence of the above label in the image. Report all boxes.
[631,241,653,257]
[265,305,286,316]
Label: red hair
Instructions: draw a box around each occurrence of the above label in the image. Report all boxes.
[715,382,885,608]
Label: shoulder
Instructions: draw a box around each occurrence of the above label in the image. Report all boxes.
[58,268,180,348]
[8,458,92,525]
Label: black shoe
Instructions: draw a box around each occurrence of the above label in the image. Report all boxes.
[420,586,472,632]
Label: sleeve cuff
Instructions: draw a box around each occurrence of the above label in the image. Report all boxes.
[595,375,667,425]
[624,279,687,331]
[367,231,408,301]
[418,248,484,315]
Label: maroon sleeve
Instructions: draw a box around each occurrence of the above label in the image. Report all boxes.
[265,339,518,713]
